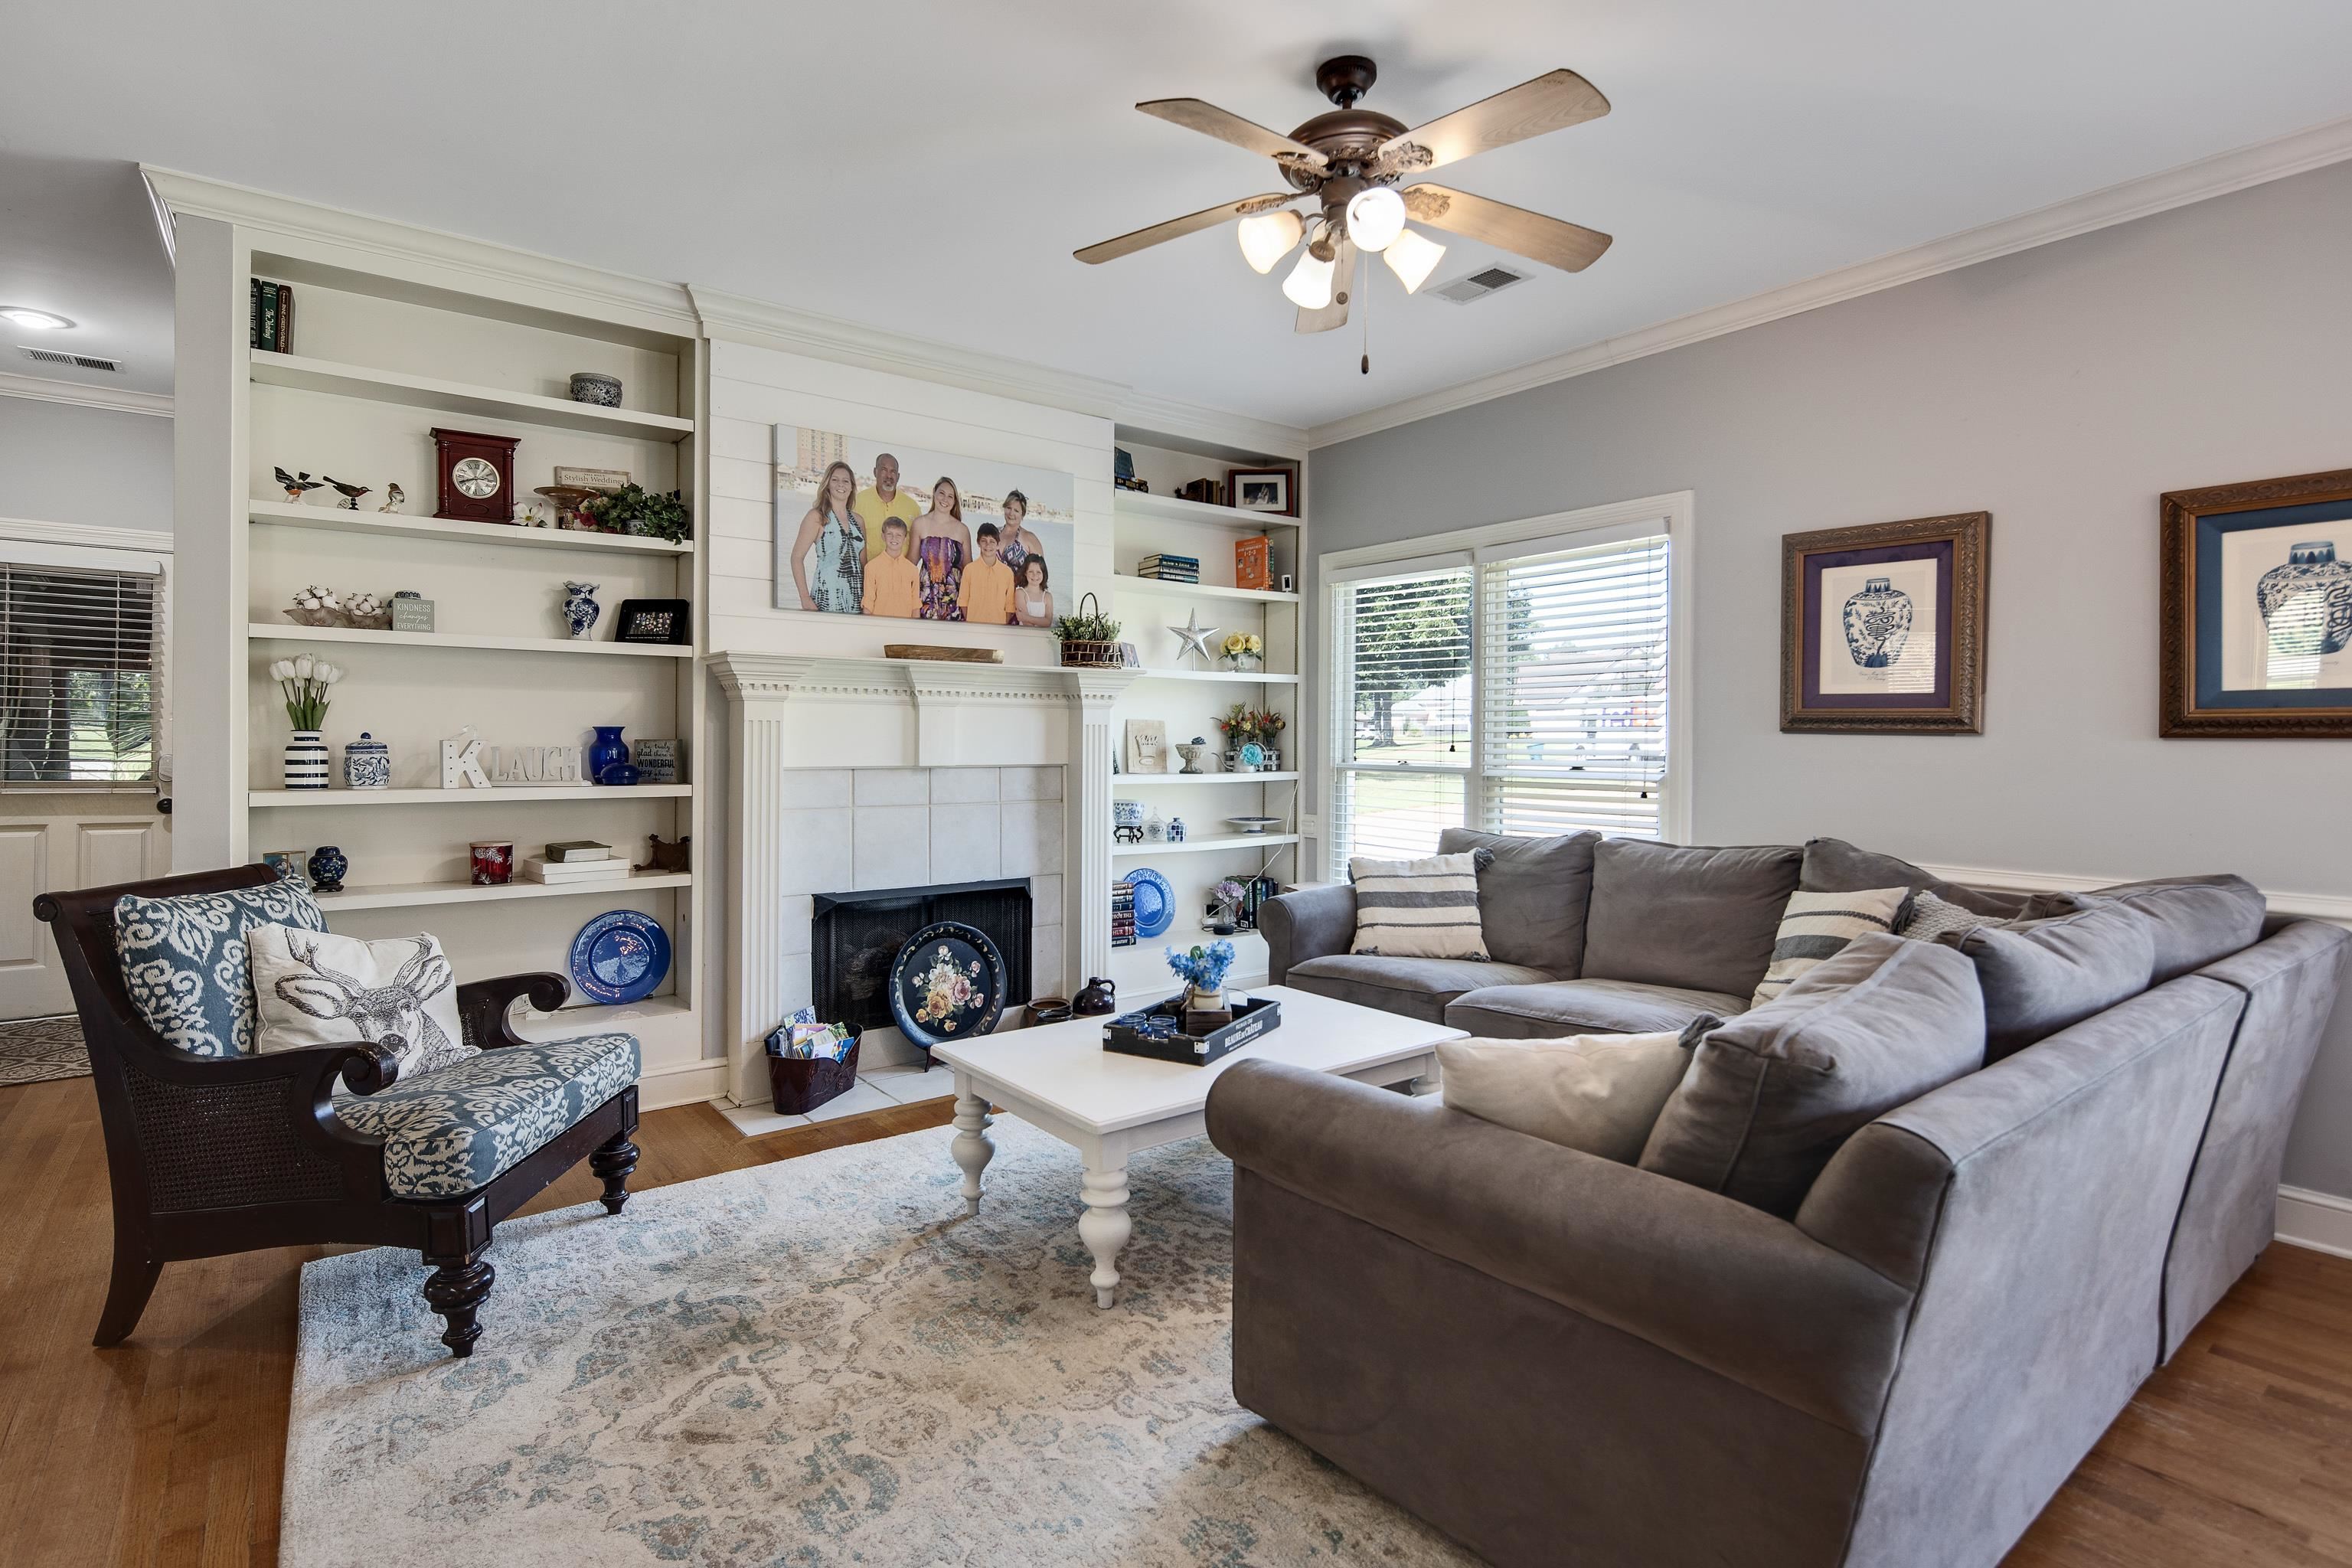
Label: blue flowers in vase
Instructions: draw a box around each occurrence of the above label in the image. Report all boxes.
[1166,939,1237,1000]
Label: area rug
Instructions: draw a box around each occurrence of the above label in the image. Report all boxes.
[0,1014,88,1086]
[284,1121,1476,1568]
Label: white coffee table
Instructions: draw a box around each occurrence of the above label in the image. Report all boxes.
[930,984,1464,1308]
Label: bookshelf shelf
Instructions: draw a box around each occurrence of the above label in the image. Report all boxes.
[1112,491,1301,531]
[250,350,695,442]
[249,785,692,807]
[1112,575,1298,604]
[312,870,692,912]
[247,499,691,554]
[250,623,694,658]
[1113,833,1301,858]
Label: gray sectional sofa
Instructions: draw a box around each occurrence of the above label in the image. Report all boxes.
[1218,829,2349,1568]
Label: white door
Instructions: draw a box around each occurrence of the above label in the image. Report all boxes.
[1,796,170,1018]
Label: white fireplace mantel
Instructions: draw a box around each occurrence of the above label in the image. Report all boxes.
[709,649,1135,1106]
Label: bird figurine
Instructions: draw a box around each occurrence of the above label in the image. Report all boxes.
[275,467,325,504]
[1169,608,1221,667]
[321,475,373,511]
[378,482,405,514]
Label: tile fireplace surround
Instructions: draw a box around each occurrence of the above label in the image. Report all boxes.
[710,653,1135,1107]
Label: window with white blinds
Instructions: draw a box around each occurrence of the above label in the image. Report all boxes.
[0,561,160,789]
[1479,533,1671,841]
[1328,524,1674,872]
[1330,567,1474,865]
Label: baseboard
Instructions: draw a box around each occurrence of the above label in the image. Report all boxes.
[2275,1186,2352,1259]
[639,1057,729,1112]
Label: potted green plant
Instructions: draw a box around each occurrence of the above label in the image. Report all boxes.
[1053,592,1134,668]
[579,483,693,543]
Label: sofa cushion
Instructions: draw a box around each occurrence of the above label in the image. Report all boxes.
[1897,888,2011,942]
[1439,1031,1693,1163]
[1580,839,1803,998]
[1753,886,1910,1005]
[1639,933,1985,1217]
[1348,851,1490,960]
[2022,874,2265,985]
[1437,827,1600,975]
[113,878,329,1058]
[1936,901,2157,1061]
[335,1031,640,1198]
[1446,977,1749,1039]
[1801,837,2029,919]
[1289,955,1557,1024]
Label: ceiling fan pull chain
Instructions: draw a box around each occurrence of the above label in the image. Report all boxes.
[1361,248,1372,374]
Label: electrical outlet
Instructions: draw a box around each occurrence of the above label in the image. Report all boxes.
[1300,814,1323,836]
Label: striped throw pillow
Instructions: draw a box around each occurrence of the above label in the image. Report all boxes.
[1349,851,1490,960]
[1751,886,1909,1005]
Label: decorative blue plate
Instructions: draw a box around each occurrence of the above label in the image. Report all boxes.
[569,910,671,1005]
[890,920,1007,1048]
[1124,867,1174,939]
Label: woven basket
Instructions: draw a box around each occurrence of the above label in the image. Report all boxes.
[767,1027,862,1116]
[1055,592,1139,669]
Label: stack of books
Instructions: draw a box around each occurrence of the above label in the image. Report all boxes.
[1111,881,1138,947]
[1136,553,1200,583]
[523,841,632,885]
[249,279,296,352]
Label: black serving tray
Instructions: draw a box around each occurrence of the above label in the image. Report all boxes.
[1102,995,1282,1067]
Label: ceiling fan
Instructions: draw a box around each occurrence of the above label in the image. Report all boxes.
[1076,55,1613,341]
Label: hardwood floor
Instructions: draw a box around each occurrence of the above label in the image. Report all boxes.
[4,1073,2350,1567]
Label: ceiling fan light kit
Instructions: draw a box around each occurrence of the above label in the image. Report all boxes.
[1236,208,1305,273]
[1381,227,1446,293]
[1078,55,1615,369]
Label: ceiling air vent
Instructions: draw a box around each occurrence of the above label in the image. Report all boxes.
[19,346,123,372]
[1427,265,1529,305]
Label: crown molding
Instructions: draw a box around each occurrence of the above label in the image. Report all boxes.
[0,370,172,418]
[1113,389,1310,462]
[691,284,1129,422]
[141,167,697,337]
[1307,110,2352,449]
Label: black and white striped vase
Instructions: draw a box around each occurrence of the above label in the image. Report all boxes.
[282,729,330,790]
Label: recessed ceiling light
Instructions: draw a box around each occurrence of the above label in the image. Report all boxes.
[0,307,74,330]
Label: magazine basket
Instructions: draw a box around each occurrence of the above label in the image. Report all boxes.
[767,1027,863,1115]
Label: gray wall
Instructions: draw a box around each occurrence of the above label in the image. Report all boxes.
[1308,158,2352,1197]
[0,394,172,530]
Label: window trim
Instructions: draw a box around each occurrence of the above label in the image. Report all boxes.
[0,518,172,795]
[1319,491,1695,862]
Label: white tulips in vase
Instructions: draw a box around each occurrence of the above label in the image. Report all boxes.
[274,656,341,730]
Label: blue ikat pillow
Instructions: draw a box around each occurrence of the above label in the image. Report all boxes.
[113,879,329,1057]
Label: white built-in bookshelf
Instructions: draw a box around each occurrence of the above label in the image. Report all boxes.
[1104,434,1305,999]
[165,192,713,1086]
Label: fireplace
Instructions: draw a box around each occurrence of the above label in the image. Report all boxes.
[812,877,1034,1036]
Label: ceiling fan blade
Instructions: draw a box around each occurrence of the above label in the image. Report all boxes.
[1376,70,1610,177]
[1402,185,1612,272]
[1074,193,1302,265]
[1295,239,1357,333]
[1138,99,1328,170]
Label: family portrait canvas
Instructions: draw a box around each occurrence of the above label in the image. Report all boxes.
[773,428,1076,628]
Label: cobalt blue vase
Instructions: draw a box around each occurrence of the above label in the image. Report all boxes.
[586,725,629,786]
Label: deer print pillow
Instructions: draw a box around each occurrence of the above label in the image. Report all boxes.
[248,926,473,1080]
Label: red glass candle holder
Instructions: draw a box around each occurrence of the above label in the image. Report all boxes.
[469,841,515,886]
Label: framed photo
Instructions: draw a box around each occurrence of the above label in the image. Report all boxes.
[612,598,692,645]
[1227,465,1298,516]
[1781,511,1990,734]
[2161,466,2352,737]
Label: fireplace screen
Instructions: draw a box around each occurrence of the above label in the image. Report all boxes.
[812,878,1033,1033]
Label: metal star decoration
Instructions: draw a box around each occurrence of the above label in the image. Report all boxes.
[1169,608,1221,666]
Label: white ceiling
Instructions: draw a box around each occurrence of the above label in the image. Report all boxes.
[6,1,2352,429]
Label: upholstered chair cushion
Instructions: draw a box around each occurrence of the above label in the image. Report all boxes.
[2020,874,2265,984]
[334,1032,640,1198]
[250,926,472,1080]
[1752,886,1911,1005]
[1639,933,1985,1217]
[1436,827,1602,975]
[1799,837,2030,918]
[1936,901,2158,1061]
[113,879,328,1057]
[1440,1031,1693,1163]
[1580,839,1804,998]
[1348,851,1491,960]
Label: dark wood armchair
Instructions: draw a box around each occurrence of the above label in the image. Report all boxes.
[34,864,640,1357]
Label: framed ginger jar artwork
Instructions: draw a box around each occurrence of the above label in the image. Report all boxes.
[2161,466,2352,738]
[1781,511,1990,734]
